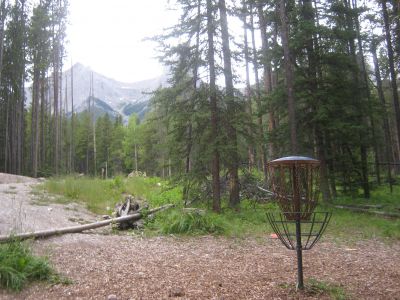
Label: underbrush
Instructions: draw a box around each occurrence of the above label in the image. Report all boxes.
[44,176,181,214]
[323,205,400,240]
[0,240,66,291]
[323,183,400,240]
[334,183,400,212]
[43,176,400,240]
[155,210,226,235]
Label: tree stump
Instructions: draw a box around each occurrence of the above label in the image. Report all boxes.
[114,195,149,230]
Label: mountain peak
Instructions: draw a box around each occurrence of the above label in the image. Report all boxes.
[61,62,168,121]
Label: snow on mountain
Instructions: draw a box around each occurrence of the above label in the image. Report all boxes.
[63,63,168,120]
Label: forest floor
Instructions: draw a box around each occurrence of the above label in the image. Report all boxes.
[0,173,399,300]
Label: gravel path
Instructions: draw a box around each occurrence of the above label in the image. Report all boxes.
[0,173,97,236]
[0,173,399,299]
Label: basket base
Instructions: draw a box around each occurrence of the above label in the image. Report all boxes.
[266,211,332,250]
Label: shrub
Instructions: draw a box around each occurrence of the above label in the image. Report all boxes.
[0,240,56,291]
[160,210,225,235]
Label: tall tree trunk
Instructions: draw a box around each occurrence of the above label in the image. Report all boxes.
[207,0,221,212]
[91,73,97,176]
[382,0,400,155]
[219,0,240,207]
[353,0,381,185]
[344,0,369,198]
[257,1,275,165]
[31,67,40,177]
[59,62,63,173]
[4,92,9,172]
[183,0,201,204]
[300,0,331,201]
[53,45,59,175]
[64,72,69,171]
[188,0,201,174]
[40,72,46,170]
[278,0,298,154]
[17,71,25,174]
[371,40,394,189]
[391,0,400,74]
[0,0,7,85]
[70,61,75,173]
[242,2,255,172]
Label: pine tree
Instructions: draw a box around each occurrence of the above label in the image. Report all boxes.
[218,0,240,207]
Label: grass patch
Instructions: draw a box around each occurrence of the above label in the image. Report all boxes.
[334,184,400,212]
[280,279,348,299]
[323,183,400,241]
[43,176,124,214]
[0,240,68,291]
[155,210,226,235]
[43,176,273,237]
[30,185,71,206]
[323,205,400,241]
[42,176,400,240]
[306,278,348,299]
[43,176,181,215]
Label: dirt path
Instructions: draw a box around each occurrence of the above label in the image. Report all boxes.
[0,173,399,299]
[0,173,98,236]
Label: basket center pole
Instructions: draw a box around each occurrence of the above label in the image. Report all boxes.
[292,165,304,289]
[295,218,304,289]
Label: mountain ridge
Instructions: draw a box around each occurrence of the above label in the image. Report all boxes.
[27,63,168,121]
[63,63,167,120]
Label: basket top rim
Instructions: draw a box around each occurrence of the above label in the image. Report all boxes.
[268,156,320,166]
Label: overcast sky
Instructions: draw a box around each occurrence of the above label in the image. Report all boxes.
[66,0,177,83]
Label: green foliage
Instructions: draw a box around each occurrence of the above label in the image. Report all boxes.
[306,279,348,300]
[281,278,348,300]
[44,176,125,214]
[44,176,182,214]
[324,206,400,240]
[151,200,273,237]
[43,175,400,241]
[334,183,400,212]
[0,240,59,291]
[158,210,226,235]
[324,183,400,240]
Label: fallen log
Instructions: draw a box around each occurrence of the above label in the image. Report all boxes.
[257,186,275,196]
[333,205,400,219]
[0,204,174,243]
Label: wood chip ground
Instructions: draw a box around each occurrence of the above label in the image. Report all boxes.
[0,174,399,299]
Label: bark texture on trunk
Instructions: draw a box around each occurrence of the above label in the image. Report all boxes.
[382,0,400,153]
[207,0,221,212]
[279,0,298,154]
[219,0,240,207]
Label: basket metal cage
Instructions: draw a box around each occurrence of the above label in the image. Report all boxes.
[265,156,332,289]
[267,211,332,250]
[267,156,320,220]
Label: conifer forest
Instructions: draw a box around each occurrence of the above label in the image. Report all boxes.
[0,0,400,211]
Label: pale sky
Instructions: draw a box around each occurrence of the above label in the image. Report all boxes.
[66,0,177,83]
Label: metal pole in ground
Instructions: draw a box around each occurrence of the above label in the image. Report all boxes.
[295,218,304,289]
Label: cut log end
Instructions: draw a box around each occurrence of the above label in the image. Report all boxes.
[114,195,149,230]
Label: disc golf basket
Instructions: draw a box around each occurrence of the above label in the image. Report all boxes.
[266,156,332,289]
